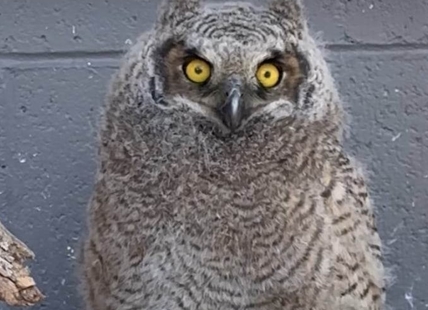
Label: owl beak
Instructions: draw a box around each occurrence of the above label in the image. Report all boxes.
[219,82,244,131]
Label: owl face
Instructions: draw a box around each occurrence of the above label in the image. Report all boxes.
[150,0,320,133]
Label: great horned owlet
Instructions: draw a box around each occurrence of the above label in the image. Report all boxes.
[79,0,387,309]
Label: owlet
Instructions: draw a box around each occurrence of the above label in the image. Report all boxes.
[79,0,387,309]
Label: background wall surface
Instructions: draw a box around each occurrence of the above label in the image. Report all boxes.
[0,0,427,309]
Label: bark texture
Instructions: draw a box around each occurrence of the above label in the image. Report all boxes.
[0,221,44,306]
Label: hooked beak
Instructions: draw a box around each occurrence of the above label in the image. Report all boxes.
[219,80,244,131]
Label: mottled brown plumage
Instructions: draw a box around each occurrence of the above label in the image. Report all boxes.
[79,1,386,309]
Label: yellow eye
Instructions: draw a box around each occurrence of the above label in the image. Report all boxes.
[184,58,211,83]
[256,63,281,88]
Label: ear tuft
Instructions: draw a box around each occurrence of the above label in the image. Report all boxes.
[157,0,201,29]
[269,0,302,15]
[269,0,305,30]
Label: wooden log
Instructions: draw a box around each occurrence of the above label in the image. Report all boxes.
[0,221,44,306]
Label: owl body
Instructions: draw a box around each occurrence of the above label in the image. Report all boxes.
[80,1,386,309]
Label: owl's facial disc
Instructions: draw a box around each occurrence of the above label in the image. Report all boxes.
[157,39,307,132]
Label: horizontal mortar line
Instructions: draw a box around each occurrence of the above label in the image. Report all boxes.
[325,42,428,53]
[0,51,122,69]
[0,50,124,61]
[0,43,428,66]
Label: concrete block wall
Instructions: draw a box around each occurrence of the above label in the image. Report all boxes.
[0,1,427,309]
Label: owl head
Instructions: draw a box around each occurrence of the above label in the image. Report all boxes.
[143,0,343,135]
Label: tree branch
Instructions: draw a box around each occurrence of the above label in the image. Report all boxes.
[0,221,44,306]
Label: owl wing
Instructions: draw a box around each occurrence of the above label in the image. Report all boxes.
[82,175,149,310]
[324,152,386,310]
[81,33,155,309]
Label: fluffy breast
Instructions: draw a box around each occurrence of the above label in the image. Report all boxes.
[135,168,333,309]
[99,105,336,309]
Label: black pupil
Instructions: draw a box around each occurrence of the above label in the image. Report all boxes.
[264,71,271,79]
[195,66,203,75]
